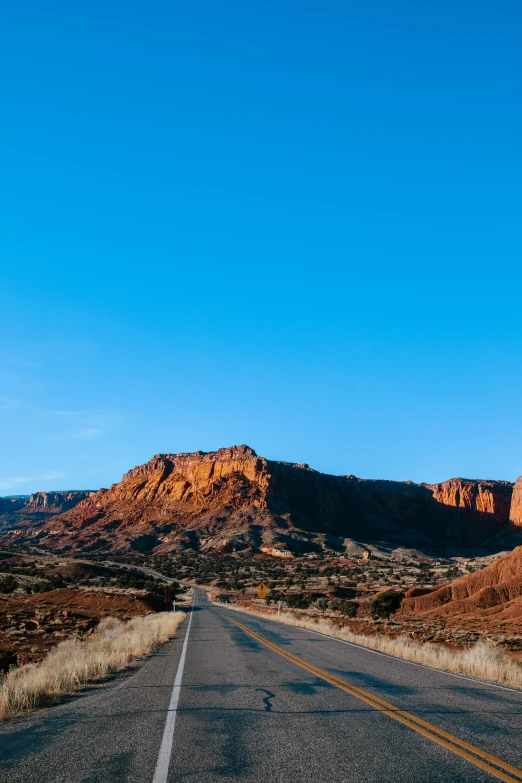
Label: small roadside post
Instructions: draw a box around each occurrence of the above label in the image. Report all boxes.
[277,600,282,618]
[172,600,176,613]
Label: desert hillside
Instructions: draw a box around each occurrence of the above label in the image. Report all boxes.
[402,545,522,619]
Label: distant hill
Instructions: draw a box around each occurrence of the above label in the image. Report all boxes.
[2,445,520,556]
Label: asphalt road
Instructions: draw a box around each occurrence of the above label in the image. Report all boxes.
[2,588,522,782]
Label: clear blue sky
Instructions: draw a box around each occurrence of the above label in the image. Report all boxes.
[1,0,521,494]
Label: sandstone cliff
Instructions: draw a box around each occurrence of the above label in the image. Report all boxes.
[426,478,512,522]
[8,446,517,555]
[24,491,94,513]
[510,478,522,527]
[0,490,94,533]
[401,546,522,619]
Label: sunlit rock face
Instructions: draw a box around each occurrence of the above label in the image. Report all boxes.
[509,477,522,527]
[6,446,516,556]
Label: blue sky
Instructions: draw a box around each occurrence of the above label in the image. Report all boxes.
[1,0,521,494]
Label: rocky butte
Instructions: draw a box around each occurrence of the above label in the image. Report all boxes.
[3,445,521,556]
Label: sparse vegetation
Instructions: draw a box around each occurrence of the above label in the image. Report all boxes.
[338,599,358,617]
[286,593,313,610]
[370,590,404,620]
[0,575,18,594]
[0,611,185,721]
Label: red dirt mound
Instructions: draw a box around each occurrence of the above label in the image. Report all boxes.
[402,547,522,618]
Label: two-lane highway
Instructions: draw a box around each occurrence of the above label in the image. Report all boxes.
[2,588,522,782]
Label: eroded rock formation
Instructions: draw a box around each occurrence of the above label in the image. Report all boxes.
[401,546,522,619]
[510,478,522,527]
[0,491,94,534]
[426,478,513,523]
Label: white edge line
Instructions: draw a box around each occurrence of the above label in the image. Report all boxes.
[152,595,194,783]
[219,604,522,696]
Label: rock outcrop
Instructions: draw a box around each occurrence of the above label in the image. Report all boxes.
[24,491,94,513]
[402,546,522,619]
[426,478,513,522]
[5,446,518,555]
[424,478,513,542]
[510,478,522,527]
[0,491,94,533]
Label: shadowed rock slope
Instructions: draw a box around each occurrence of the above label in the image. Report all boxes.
[4,445,518,555]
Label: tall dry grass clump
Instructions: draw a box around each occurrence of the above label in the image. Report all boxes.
[0,611,185,721]
[219,603,522,689]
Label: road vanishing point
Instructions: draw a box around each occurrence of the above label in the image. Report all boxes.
[2,588,522,782]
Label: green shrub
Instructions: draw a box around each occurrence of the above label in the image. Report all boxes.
[338,599,358,618]
[286,593,312,610]
[0,575,18,594]
[370,590,404,620]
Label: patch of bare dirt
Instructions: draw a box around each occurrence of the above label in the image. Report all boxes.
[0,588,161,671]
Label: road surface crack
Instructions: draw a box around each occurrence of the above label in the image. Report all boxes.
[256,688,276,712]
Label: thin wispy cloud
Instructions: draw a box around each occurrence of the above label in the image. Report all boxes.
[0,476,33,491]
[47,408,126,442]
[41,470,68,481]
[66,428,105,442]
[0,397,22,410]
[48,407,126,423]
[48,410,92,418]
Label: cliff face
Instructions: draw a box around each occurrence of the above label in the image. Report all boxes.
[510,478,522,527]
[402,546,522,618]
[426,479,513,522]
[0,490,94,533]
[10,446,517,555]
[24,491,94,513]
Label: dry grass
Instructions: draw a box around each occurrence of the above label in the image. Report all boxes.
[218,602,522,689]
[0,611,185,721]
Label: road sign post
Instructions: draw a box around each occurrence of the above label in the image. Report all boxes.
[257,582,268,598]
[257,583,268,613]
[172,600,176,613]
[277,600,282,618]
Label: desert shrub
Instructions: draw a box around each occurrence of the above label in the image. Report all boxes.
[286,593,312,610]
[370,590,404,620]
[46,573,67,589]
[338,599,358,618]
[31,581,52,593]
[0,575,17,594]
[444,566,460,579]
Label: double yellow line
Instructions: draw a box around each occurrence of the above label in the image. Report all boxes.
[217,611,522,783]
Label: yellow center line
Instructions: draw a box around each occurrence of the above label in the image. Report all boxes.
[216,610,522,783]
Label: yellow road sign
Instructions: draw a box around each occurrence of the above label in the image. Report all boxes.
[257,582,268,599]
